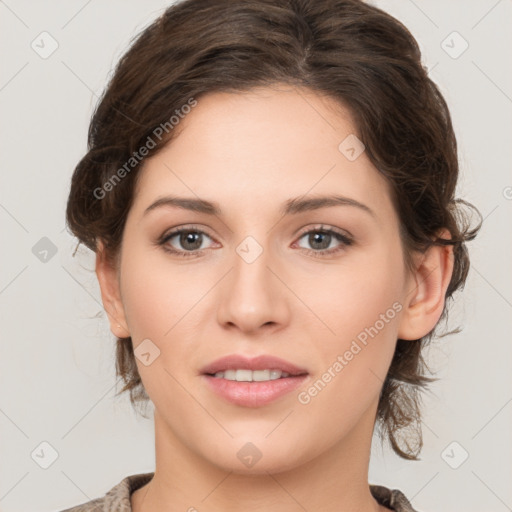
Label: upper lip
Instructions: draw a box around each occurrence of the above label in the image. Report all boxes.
[200,354,308,376]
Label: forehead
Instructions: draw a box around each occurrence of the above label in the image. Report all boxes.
[131,85,395,221]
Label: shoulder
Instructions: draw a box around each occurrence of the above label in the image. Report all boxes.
[58,472,154,512]
[370,484,421,512]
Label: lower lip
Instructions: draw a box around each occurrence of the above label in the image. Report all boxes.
[202,374,309,407]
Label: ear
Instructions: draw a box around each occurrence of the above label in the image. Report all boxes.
[95,240,130,338]
[397,229,455,340]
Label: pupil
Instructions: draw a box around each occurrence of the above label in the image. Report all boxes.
[181,232,202,250]
[310,232,330,250]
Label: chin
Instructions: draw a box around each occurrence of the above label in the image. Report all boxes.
[202,438,312,476]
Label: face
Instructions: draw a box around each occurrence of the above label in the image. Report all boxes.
[102,85,419,474]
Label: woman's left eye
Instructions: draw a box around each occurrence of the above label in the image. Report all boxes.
[158,225,353,258]
[294,226,353,257]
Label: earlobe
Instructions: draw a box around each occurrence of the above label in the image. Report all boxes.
[95,240,130,338]
[398,231,455,341]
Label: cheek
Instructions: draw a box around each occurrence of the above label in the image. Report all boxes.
[118,246,217,395]
[119,246,207,341]
[292,244,404,423]
[298,240,405,346]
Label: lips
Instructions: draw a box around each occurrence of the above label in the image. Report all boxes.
[199,354,309,377]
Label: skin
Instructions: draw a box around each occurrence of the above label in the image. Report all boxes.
[96,84,454,512]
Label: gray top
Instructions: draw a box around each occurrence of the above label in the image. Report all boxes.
[59,472,420,511]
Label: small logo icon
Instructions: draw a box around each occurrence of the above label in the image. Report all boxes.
[134,338,161,366]
[31,441,59,469]
[31,31,59,59]
[236,236,263,264]
[237,442,263,468]
[338,134,365,161]
[441,31,469,59]
[32,237,58,263]
[441,441,469,469]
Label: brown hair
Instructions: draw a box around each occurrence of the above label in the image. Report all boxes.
[65,0,481,460]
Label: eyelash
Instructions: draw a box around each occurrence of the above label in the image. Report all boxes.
[157,224,354,259]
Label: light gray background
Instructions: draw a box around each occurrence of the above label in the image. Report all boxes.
[0,1,511,511]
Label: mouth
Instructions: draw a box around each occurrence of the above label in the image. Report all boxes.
[199,353,308,377]
[204,368,307,381]
[200,354,309,407]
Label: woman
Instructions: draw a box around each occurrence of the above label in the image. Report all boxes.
[62,0,480,510]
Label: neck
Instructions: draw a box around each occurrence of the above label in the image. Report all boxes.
[132,398,388,512]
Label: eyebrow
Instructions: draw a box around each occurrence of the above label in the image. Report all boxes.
[143,194,376,218]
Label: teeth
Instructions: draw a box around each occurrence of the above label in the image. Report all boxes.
[212,369,291,381]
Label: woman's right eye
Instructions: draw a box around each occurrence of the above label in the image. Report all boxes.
[159,227,216,257]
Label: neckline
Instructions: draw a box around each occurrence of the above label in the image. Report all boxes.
[125,472,405,511]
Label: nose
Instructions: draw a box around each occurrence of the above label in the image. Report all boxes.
[216,237,291,334]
